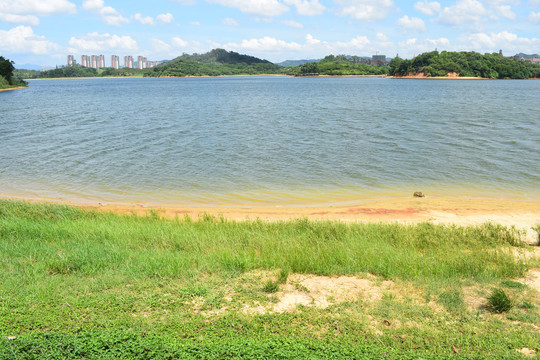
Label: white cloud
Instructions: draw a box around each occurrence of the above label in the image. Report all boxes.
[134,12,174,25]
[225,36,303,51]
[492,5,515,19]
[0,12,39,25]
[156,13,174,23]
[134,13,155,25]
[397,15,425,31]
[171,36,189,47]
[206,0,289,17]
[528,11,540,21]
[283,0,325,16]
[335,0,394,21]
[414,1,440,16]
[0,26,60,54]
[436,0,486,25]
[459,31,540,53]
[171,0,196,4]
[189,21,201,25]
[68,32,138,53]
[222,17,240,26]
[0,0,76,16]
[398,37,451,56]
[151,38,172,53]
[281,19,303,28]
[82,0,128,26]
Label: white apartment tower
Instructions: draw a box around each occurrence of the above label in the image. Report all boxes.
[137,56,147,69]
[124,55,134,69]
[81,55,89,67]
[111,55,120,69]
[67,55,75,66]
[98,55,106,68]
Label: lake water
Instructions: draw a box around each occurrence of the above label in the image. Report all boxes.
[1,76,539,206]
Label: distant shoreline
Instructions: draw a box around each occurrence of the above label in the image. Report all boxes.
[0,86,28,92]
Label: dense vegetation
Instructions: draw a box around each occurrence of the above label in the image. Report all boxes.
[146,48,282,77]
[1,200,539,358]
[292,55,388,76]
[18,65,148,79]
[389,50,540,79]
[0,56,27,88]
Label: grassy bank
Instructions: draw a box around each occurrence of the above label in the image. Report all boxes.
[0,200,539,358]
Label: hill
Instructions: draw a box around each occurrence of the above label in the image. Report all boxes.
[146,49,282,77]
[275,59,320,67]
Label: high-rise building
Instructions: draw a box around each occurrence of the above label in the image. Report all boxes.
[67,55,75,67]
[91,55,98,68]
[137,56,147,69]
[98,55,106,68]
[111,55,120,69]
[81,55,90,67]
[124,55,134,69]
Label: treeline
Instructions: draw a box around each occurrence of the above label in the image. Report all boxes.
[146,48,282,77]
[0,56,27,88]
[291,55,387,76]
[389,51,540,79]
[19,65,148,79]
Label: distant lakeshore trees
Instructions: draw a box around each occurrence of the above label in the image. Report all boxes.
[388,51,540,79]
[0,56,27,88]
[11,50,540,80]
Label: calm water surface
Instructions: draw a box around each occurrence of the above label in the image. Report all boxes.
[1,77,539,205]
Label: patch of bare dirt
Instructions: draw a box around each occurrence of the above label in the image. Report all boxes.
[272,274,394,313]
[524,269,540,293]
[516,348,537,357]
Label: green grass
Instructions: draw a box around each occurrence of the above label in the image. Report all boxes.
[1,200,539,359]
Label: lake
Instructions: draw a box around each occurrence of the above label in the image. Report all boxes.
[1,76,539,206]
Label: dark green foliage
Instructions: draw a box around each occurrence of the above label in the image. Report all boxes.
[388,50,540,79]
[295,55,387,76]
[0,332,497,360]
[0,56,27,87]
[487,289,513,313]
[147,48,282,77]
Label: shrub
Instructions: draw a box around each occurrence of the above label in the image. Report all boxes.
[487,289,513,313]
[262,280,280,293]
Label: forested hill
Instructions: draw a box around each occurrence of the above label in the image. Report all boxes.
[389,51,540,79]
[146,49,282,77]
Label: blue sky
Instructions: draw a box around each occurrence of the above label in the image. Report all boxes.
[1,0,539,66]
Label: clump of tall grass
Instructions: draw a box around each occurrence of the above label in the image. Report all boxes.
[487,289,513,313]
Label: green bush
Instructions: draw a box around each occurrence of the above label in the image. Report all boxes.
[487,289,513,313]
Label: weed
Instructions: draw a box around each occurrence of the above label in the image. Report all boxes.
[278,268,289,283]
[262,280,280,293]
[487,289,513,313]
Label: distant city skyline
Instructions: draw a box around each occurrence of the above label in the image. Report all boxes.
[1,0,539,67]
[66,54,159,69]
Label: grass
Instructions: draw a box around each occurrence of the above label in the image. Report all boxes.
[0,199,539,359]
[487,288,513,313]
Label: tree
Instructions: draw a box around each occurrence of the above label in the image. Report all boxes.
[0,56,15,84]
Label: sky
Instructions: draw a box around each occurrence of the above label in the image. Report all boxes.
[1,0,539,67]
